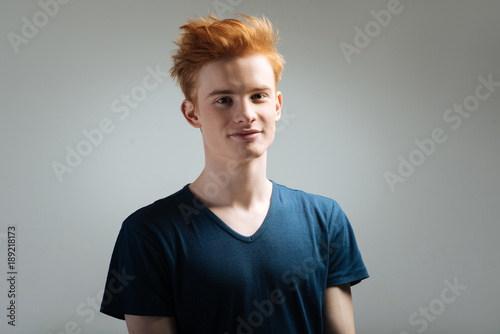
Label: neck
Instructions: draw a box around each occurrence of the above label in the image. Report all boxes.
[189,153,272,209]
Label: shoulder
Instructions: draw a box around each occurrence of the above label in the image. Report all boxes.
[276,184,349,234]
[120,185,191,236]
[273,181,345,220]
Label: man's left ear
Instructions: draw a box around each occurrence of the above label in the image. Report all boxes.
[275,91,283,122]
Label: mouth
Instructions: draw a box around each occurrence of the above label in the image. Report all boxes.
[229,129,262,141]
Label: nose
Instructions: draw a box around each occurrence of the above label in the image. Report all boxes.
[233,98,257,124]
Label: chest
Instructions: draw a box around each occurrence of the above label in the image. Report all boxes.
[173,210,330,298]
[209,205,269,237]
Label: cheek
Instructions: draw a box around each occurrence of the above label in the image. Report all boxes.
[268,124,276,138]
[264,112,278,128]
[200,108,223,126]
[200,114,229,138]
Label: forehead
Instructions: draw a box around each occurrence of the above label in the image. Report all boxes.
[197,54,275,95]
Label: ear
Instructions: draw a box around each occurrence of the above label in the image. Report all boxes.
[181,99,202,128]
[275,91,283,122]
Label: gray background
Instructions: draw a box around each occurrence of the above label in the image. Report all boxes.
[1,0,499,333]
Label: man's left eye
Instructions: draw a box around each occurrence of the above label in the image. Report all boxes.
[252,93,264,100]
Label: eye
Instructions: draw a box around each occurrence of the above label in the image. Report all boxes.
[251,93,266,100]
[216,96,232,104]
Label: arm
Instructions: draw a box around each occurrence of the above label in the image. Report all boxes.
[125,315,178,334]
[322,283,356,334]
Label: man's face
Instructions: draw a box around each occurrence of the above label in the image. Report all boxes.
[182,54,282,163]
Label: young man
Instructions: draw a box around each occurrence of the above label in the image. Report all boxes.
[100,14,368,334]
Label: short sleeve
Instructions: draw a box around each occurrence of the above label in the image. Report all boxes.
[100,216,175,320]
[326,202,369,287]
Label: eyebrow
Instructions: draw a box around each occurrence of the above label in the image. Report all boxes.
[206,86,273,98]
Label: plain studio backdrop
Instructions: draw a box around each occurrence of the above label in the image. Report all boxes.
[1,0,499,333]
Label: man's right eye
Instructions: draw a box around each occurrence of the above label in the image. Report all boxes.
[216,97,231,104]
[216,97,229,104]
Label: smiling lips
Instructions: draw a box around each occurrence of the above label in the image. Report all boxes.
[229,129,262,140]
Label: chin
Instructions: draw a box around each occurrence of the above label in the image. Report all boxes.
[227,146,269,162]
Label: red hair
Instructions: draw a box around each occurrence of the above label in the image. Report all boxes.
[170,14,285,105]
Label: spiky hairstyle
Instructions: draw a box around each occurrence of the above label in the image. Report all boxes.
[170,14,285,105]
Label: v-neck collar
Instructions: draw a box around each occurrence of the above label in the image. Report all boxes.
[182,180,277,243]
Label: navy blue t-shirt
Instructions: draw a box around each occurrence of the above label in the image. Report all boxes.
[100,180,368,333]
